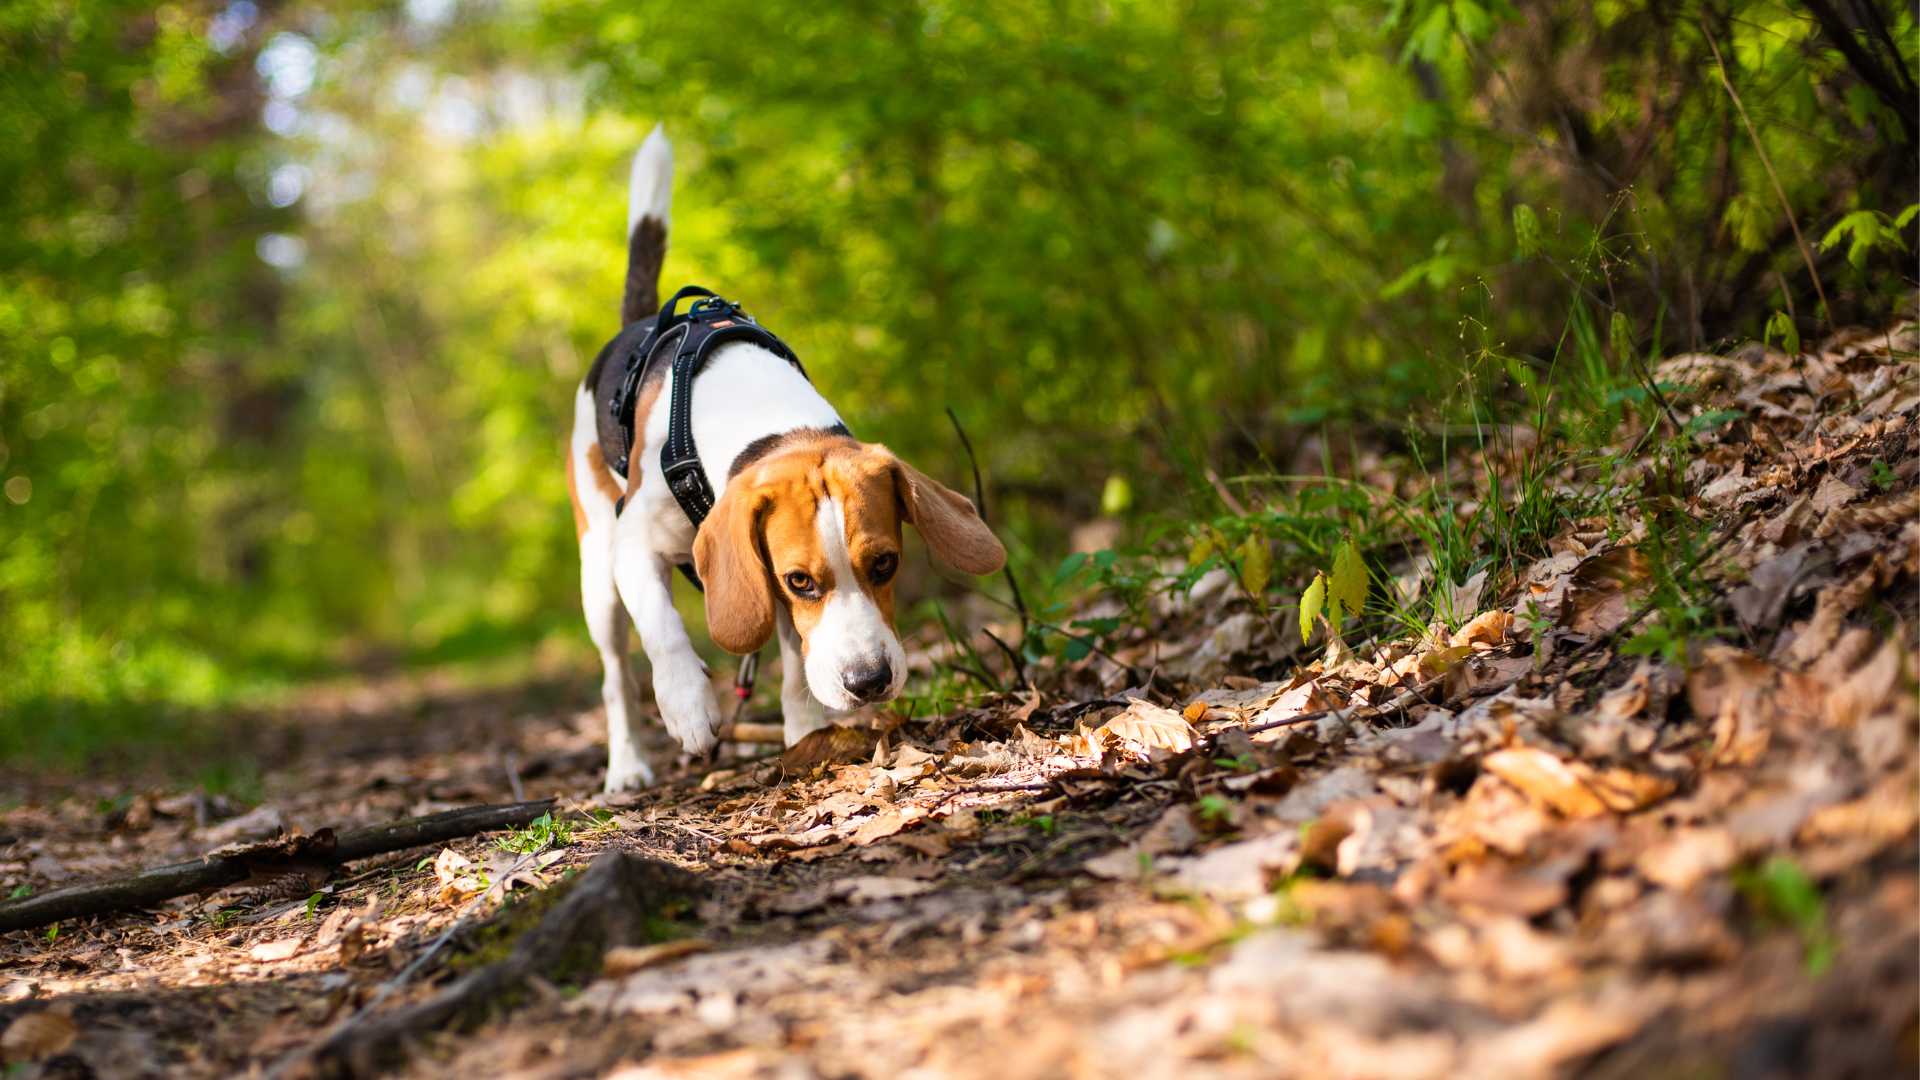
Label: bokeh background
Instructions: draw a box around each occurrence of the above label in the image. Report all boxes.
[2,0,1913,762]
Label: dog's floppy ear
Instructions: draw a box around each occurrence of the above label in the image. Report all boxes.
[888,455,1007,575]
[693,485,775,654]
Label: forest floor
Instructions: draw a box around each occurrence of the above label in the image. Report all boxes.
[2,322,1917,1079]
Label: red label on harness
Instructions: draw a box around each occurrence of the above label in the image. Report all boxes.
[711,319,735,328]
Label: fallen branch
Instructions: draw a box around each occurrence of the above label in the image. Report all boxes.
[286,851,693,1079]
[0,800,555,933]
[717,720,784,744]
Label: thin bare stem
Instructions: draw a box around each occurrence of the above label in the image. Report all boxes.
[1700,15,1830,326]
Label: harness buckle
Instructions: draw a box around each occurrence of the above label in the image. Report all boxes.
[663,457,705,495]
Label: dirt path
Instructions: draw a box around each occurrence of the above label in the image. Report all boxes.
[2,326,1916,1079]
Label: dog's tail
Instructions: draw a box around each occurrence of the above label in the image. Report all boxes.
[622,124,673,325]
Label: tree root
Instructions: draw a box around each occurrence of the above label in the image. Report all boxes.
[281,851,693,1079]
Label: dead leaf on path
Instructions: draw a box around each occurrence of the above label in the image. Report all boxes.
[1092,701,1196,753]
[1468,998,1644,1078]
[1685,645,1776,719]
[248,937,303,963]
[851,806,925,846]
[1816,634,1905,728]
[603,939,712,977]
[1159,831,1301,899]
[1443,653,1532,702]
[1451,609,1515,648]
[1439,862,1568,917]
[1083,845,1152,881]
[1785,562,1878,665]
[1584,767,1676,813]
[1800,780,1919,849]
[1,1010,77,1064]
[432,848,487,906]
[1809,473,1860,516]
[1729,545,1812,633]
[1448,570,1489,622]
[1636,827,1735,891]
[779,726,877,772]
[1008,690,1045,726]
[1561,547,1651,637]
[1418,645,1473,681]
[1482,748,1671,818]
[890,831,953,858]
[1138,805,1200,856]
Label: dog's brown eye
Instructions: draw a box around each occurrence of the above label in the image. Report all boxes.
[784,571,817,596]
[869,552,898,584]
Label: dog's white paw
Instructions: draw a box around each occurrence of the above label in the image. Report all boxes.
[781,696,830,747]
[655,669,720,756]
[603,752,656,793]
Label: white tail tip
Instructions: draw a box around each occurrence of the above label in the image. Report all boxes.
[626,124,674,241]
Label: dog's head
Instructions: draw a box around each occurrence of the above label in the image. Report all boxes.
[692,436,1005,711]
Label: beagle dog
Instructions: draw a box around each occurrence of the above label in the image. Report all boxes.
[567,127,1007,791]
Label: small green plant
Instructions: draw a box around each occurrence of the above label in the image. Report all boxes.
[1195,795,1234,825]
[1211,754,1258,773]
[1734,857,1835,976]
[304,891,326,918]
[1297,538,1369,644]
[1818,204,1918,269]
[1012,813,1058,835]
[496,811,574,855]
[1763,310,1801,355]
[44,923,59,944]
[1869,459,1895,492]
[8,884,31,900]
[1622,488,1727,665]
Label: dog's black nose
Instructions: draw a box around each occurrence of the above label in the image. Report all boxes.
[843,660,893,702]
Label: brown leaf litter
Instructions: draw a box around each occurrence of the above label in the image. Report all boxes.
[0,320,1915,1078]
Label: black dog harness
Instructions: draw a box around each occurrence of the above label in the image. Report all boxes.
[602,285,816,529]
[593,285,836,712]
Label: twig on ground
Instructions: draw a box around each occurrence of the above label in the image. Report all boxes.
[0,800,556,933]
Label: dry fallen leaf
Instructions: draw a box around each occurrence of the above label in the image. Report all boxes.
[248,937,303,963]
[1452,609,1515,648]
[1,1011,77,1063]
[603,939,712,978]
[779,725,878,771]
[1561,547,1651,636]
[1481,748,1609,819]
[1636,827,1735,891]
[432,847,487,906]
[1092,701,1196,753]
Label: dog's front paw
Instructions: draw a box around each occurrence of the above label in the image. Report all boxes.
[654,669,720,756]
[604,753,656,793]
[781,695,830,747]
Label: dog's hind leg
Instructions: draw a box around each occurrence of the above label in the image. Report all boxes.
[571,389,653,792]
[582,526,652,791]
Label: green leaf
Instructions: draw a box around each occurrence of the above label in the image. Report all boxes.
[1819,209,1905,269]
[1329,541,1367,626]
[1896,203,1920,230]
[1237,533,1272,597]
[1052,552,1089,587]
[1511,204,1541,258]
[1187,529,1216,568]
[1299,572,1326,643]
[1062,636,1092,662]
[1608,311,1635,364]
[1764,310,1800,355]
